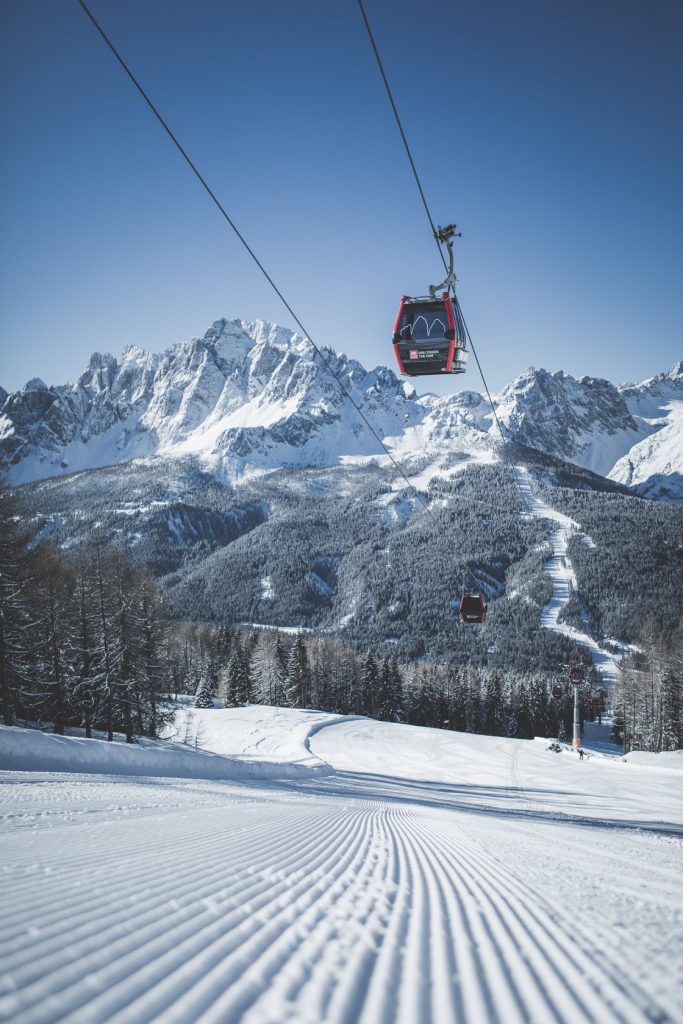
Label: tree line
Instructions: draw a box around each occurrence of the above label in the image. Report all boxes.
[190,624,600,743]
[0,493,173,741]
[3,484,680,752]
[612,619,683,753]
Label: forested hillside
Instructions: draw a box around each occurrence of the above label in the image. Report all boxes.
[8,458,596,671]
[547,486,683,642]
[3,400,683,752]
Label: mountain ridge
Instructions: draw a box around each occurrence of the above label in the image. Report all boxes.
[1,318,681,500]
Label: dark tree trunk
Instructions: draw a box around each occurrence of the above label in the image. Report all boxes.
[0,612,14,727]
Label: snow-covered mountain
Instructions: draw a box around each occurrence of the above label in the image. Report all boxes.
[0,321,420,484]
[1,318,680,499]
[495,363,683,500]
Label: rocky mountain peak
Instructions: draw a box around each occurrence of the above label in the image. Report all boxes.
[23,377,49,393]
[1,324,680,501]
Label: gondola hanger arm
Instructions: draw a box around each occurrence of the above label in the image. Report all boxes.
[429,224,461,298]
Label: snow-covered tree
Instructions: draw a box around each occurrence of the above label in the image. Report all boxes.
[194,676,214,709]
[361,651,379,718]
[286,633,310,708]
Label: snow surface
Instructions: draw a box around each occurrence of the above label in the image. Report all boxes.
[515,466,621,687]
[1,706,682,1023]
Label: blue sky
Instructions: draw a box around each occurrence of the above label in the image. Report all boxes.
[1,0,681,397]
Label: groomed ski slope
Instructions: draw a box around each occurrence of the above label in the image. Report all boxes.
[1,707,682,1024]
[514,466,620,686]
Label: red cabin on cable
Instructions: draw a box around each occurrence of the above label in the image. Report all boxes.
[392,223,469,378]
[459,592,487,625]
[393,292,468,377]
[568,666,586,685]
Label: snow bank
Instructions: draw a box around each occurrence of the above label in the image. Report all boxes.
[0,723,330,783]
[167,704,348,769]
[623,749,683,769]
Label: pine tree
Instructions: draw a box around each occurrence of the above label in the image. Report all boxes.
[71,555,98,738]
[136,576,169,738]
[446,664,466,731]
[361,651,379,717]
[239,632,254,705]
[92,541,116,741]
[659,665,680,751]
[515,683,534,739]
[0,491,34,726]
[194,676,214,709]
[377,658,395,721]
[271,635,290,706]
[224,647,243,707]
[464,666,481,733]
[391,657,404,722]
[286,634,310,709]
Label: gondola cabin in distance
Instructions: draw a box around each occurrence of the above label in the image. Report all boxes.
[459,592,487,625]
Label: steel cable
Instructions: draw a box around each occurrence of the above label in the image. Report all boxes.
[358,0,528,512]
[76,0,438,513]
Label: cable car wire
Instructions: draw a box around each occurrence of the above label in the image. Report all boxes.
[77,2,499,518]
[76,0,438,513]
[358,0,527,512]
[357,0,447,276]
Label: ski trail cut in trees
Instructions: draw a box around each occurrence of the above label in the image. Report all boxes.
[514,466,620,687]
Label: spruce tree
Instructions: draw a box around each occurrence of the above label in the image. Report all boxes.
[361,651,379,717]
[194,676,214,709]
[286,634,310,709]
[225,648,243,707]
[377,658,394,722]
[391,657,404,722]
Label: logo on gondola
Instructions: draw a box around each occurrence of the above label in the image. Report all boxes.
[400,316,447,337]
[409,349,419,360]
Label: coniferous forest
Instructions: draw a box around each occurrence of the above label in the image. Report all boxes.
[2,484,681,751]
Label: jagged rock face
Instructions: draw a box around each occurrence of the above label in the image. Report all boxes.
[0,320,422,484]
[495,369,636,463]
[491,363,683,498]
[1,320,680,500]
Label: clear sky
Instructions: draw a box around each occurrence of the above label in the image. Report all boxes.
[1,0,681,398]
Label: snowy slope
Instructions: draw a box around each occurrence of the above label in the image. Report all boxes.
[0,719,329,784]
[609,366,683,499]
[514,466,620,686]
[1,708,681,1024]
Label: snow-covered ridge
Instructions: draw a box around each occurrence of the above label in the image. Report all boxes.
[0,319,427,485]
[1,318,680,499]
[496,362,683,499]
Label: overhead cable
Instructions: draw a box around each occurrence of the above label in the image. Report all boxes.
[357,0,526,510]
[76,0,437,513]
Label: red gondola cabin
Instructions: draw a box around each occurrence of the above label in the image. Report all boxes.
[459,592,486,625]
[393,292,468,377]
[568,666,586,685]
